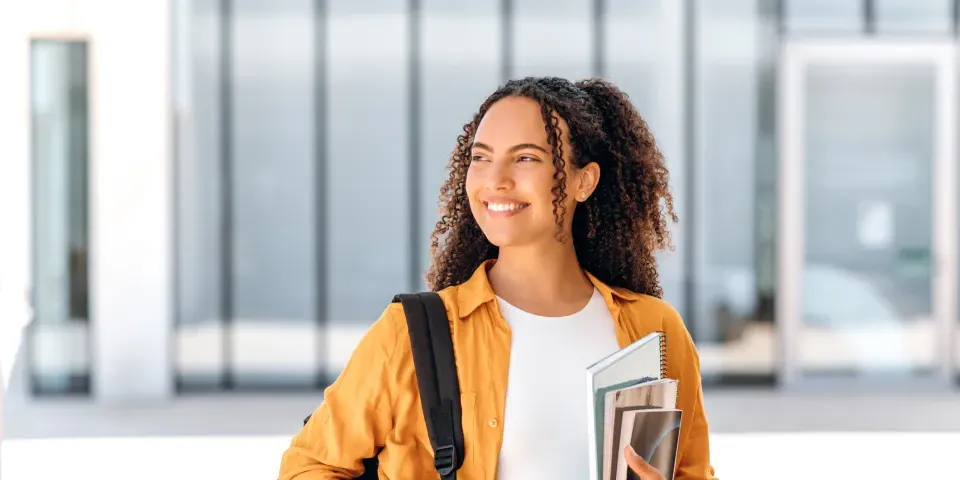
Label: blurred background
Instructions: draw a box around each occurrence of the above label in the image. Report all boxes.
[3,0,960,478]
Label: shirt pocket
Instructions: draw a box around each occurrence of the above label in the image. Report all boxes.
[459,392,480,479]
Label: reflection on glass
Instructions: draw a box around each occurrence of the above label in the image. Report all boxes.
[692,0,776,384]
[512,0,592,79]
[175,0,225,391]
[785,0,863,34]
[229,0,318,388]
[419,0,502,285]
[29,39,91,395]
[802,64,936,377]
[176,0,323,390]
[326,0,411,378]
[875,0,952,34]
[604,0,686,319]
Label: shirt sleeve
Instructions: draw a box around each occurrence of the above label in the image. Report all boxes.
[277,305,401,480]
[674,370,718,479]
[665,306,719,480]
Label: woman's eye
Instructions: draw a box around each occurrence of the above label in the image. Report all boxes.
[470,155,488,163]
[518,155,539,163]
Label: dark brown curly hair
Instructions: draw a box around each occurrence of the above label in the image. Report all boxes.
[426,76,677,298]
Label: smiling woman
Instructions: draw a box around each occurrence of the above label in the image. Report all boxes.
[279,77,715,480]
[427,77,676,302]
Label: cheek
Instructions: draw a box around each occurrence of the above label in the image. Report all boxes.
[524,167,559,198]
[464,167,480,199]
[519,171,560,219]
[464,167,485,217]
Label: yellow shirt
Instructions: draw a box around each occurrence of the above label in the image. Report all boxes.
[278,261,718,479]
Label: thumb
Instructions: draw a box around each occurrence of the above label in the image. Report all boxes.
[624,444,665,480]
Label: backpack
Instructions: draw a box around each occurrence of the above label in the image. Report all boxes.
[302,292,465,480]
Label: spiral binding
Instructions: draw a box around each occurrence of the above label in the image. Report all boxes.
[656,330,680,406]
[657,329,668,379]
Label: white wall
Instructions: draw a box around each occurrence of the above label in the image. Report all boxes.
[0,0,173,403]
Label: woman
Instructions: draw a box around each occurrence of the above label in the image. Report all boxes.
[279,77,717,479]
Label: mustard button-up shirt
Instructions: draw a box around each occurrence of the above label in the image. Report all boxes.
[279,261,717,479]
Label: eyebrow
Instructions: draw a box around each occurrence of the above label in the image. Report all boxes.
[472,142,550,155]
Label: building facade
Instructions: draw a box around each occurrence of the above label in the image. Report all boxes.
[2,0,960,403]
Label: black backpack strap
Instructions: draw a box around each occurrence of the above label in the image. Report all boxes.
[393,292,464,480]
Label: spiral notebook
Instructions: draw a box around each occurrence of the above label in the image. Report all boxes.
[585,331,669,480]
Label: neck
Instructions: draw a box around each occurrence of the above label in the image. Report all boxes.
[488,239,595,316]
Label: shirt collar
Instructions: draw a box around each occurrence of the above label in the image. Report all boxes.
[455,259,641,319]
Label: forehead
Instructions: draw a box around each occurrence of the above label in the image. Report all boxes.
[473,96,569,148]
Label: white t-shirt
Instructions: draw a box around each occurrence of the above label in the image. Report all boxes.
[495,288,620,479]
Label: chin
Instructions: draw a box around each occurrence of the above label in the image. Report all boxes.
[472,211,546,249]
[481,232,515,248]
[480,228,538,249]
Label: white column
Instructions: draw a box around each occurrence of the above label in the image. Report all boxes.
[87,0,174,403]
[0,0,174,405]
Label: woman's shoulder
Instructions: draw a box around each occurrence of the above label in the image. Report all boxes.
[378,283,463,316]
[622,292,683,325]
[618,293,695,350]
[617,294,702,390]
[374,283,463,341]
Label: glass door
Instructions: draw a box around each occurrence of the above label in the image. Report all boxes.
[28,38,92,395]
[778,39,957,388]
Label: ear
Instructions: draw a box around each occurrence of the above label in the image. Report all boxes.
[575,161,600,201]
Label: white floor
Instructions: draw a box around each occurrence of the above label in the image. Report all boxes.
[3,431,958,479]
[5,390,960,479]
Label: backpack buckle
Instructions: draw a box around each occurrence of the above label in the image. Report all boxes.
[433,444,456,476]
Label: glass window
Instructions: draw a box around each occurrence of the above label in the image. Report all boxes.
[326,0,412,374]
[419,1,503,286]
[692,0,776,384]
[602,0,687,315]
[875,0,952,34]
[174,0,225,391]
[799,63,937,376]
[175,0,322,390]
[511,0,593,79]
[29,39,91,395]
[229,0,319,388]
[786,0,863,34]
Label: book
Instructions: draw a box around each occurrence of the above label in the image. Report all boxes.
[602,378,678,480]
[614,409,682,480]
[586,331,667,480]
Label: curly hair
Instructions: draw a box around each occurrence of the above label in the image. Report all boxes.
[425,76,677,298]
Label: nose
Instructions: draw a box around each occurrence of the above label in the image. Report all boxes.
[487,161,514,191]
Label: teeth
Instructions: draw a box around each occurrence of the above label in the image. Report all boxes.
[488,202,525,212]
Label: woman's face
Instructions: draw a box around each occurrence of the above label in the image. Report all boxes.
[466,96,598,248]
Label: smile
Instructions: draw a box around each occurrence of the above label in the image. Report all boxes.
[484,201,529,216]
[486,201,528,212]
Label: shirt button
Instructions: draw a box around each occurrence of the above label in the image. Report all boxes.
[488,418,498,428]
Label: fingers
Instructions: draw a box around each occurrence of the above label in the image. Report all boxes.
[624,444,666,480]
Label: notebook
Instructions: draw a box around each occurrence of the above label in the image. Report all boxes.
[615,409,682,480]
[585,331,667,480]
[602,378,678,480]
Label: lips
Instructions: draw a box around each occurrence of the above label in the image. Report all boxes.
[485,201,528,212]
[481,198,530,217]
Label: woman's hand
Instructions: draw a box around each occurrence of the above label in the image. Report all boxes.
[624,445,667,480]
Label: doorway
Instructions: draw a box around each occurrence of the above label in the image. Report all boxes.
[777,39,958,389]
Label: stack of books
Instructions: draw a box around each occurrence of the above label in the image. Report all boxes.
[586,331,681,480]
